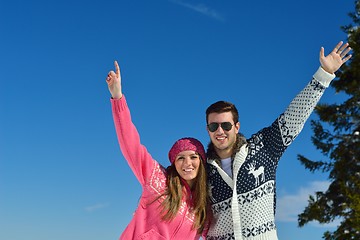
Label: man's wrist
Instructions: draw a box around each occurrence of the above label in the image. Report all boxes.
[313,66,335,88]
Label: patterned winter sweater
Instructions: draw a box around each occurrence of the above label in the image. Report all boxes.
[111,96,204,240]
[206,67,335,240]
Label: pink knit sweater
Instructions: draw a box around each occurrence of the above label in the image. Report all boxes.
[111,96,203,240]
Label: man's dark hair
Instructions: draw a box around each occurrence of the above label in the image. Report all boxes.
[206,101,239,124]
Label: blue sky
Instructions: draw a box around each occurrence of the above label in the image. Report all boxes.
[0,0,355,239]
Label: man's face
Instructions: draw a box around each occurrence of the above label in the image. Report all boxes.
[207,111,240,159]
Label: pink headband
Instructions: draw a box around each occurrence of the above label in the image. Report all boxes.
[168,137,206,164]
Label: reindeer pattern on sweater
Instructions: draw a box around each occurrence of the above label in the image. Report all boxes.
[206,67,335,240]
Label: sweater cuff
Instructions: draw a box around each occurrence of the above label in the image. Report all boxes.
[110,95,127,112]
[313,66,335,88]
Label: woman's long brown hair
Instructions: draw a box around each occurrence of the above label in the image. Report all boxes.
[158,155,209,234]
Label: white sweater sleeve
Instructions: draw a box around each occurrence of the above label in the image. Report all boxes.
[279,67,335,146]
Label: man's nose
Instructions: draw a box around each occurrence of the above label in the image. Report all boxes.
[216,125,225,133]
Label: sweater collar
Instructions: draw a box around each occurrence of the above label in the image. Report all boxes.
[206,133,247,164]
[180,177,193,202]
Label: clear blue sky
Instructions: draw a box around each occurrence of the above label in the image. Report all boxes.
[0,0,355,239]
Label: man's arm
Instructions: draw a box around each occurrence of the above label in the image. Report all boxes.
[279,41,352,146]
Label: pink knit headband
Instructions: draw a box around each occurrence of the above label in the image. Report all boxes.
[168,137,206,164]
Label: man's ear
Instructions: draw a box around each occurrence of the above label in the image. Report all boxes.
[235,122,240,133]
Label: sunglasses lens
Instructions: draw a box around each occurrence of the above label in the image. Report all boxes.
[221,122,233,131]
[208,123,219,132]
[208,122,233,132]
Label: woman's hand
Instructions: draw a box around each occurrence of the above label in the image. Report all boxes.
[106,60,122,99]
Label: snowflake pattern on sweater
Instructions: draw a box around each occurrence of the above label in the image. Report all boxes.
[206,69,332,240]
[148,161,196,222]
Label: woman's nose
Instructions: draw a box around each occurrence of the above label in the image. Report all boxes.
[184,157,192,165]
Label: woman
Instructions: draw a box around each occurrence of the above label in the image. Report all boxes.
[106,60,210,239]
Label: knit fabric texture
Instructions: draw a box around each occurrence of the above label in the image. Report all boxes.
[111,96,205,240]
[206,67,335,240]
[168,137,206,164]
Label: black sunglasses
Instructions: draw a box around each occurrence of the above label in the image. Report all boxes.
[207,122,234,132]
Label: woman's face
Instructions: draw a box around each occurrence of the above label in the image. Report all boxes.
[174,150,201,188]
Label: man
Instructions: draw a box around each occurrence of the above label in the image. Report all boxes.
[205,41,352,240]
